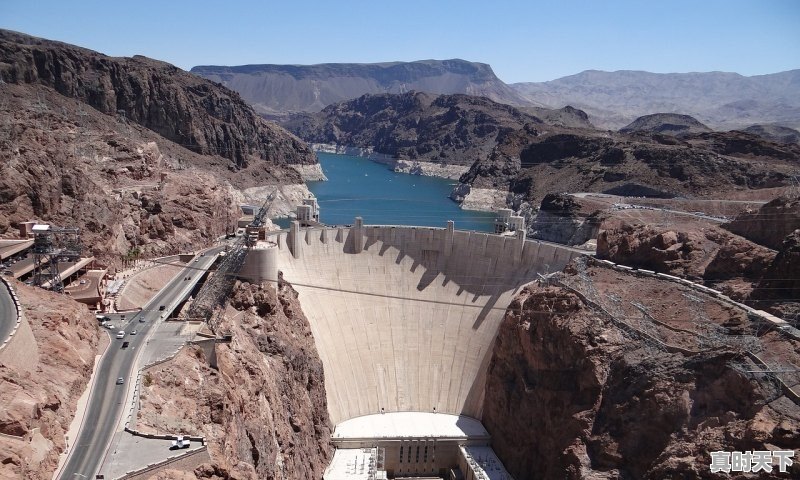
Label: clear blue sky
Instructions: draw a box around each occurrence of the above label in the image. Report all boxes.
[1,0,798,83]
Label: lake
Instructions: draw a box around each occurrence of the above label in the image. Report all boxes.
[292,153,497,232]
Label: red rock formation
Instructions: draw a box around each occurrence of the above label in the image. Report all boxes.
[723,195,800,250]
[597,222,775,300]
[482,264,800,479]
[136,280,332,479]
[0,283,101,479]
[749,229,800,321]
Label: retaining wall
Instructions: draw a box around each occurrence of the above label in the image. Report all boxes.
[117,445,210,480]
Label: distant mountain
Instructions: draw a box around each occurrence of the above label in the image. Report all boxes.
[511,70,800,130]
[191,59,532,117]
[620,113,711,136]
[742,124,800,145]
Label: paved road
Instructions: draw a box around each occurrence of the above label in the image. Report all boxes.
[0,279,16,346]
[58,248,222,480]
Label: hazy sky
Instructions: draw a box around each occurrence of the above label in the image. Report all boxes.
[1,0,798,83]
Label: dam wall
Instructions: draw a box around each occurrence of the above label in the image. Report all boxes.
[271,222,583,425]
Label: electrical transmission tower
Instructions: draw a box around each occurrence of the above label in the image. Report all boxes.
[183,194,274,331]
[31,225,82,292]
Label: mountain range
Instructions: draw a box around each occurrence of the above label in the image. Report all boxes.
[512,69,800,130]
[191,59,529,118]
[192,60,800,131]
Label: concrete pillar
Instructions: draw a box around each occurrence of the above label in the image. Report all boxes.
[444,220,454,257]
[321,227,329,245]
[354,217,364,254]
[289,221,301,259]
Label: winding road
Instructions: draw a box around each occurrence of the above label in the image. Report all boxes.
[58,249,222,480]
[0,279,16,346]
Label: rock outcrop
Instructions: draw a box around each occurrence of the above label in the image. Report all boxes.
[530,193,604,246]
[0,29,316,170]
[749,229,800,321]
[0,283,101,479]
[723,195,800,250]
[596,222,776,299]
[619,113,712,136]
[136,280,332,479]
[483,262,800,479]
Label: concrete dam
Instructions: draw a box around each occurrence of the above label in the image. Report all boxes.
[248,220,584,478]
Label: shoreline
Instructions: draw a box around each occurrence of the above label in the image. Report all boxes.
[311,143,470,180]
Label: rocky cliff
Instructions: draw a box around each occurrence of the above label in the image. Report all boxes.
[529,193,604,246]
[0,282,101,479]
[286,91,541,168]
[0,31,318,267]
[191,59,531,117]
[483,261,800,479]
[723,195,800,250]
[136,280,332,479]
[749,229,800,321]
[0,29,316,170]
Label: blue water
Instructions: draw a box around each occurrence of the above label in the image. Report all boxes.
[295,153,497,231]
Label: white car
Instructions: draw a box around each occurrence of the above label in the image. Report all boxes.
[116,331,125,339]
[131,330,137,335]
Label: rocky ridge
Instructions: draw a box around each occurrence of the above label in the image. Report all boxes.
[135,280,332,479]
[0,32,320,267]
[457,125,799,211]
[743,124,800,145]
[511,69,800,130]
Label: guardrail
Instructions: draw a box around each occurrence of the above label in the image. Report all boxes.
[0,276,23,353]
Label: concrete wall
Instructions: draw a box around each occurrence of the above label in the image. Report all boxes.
[118,445,211,480]
[272,223,583,425]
